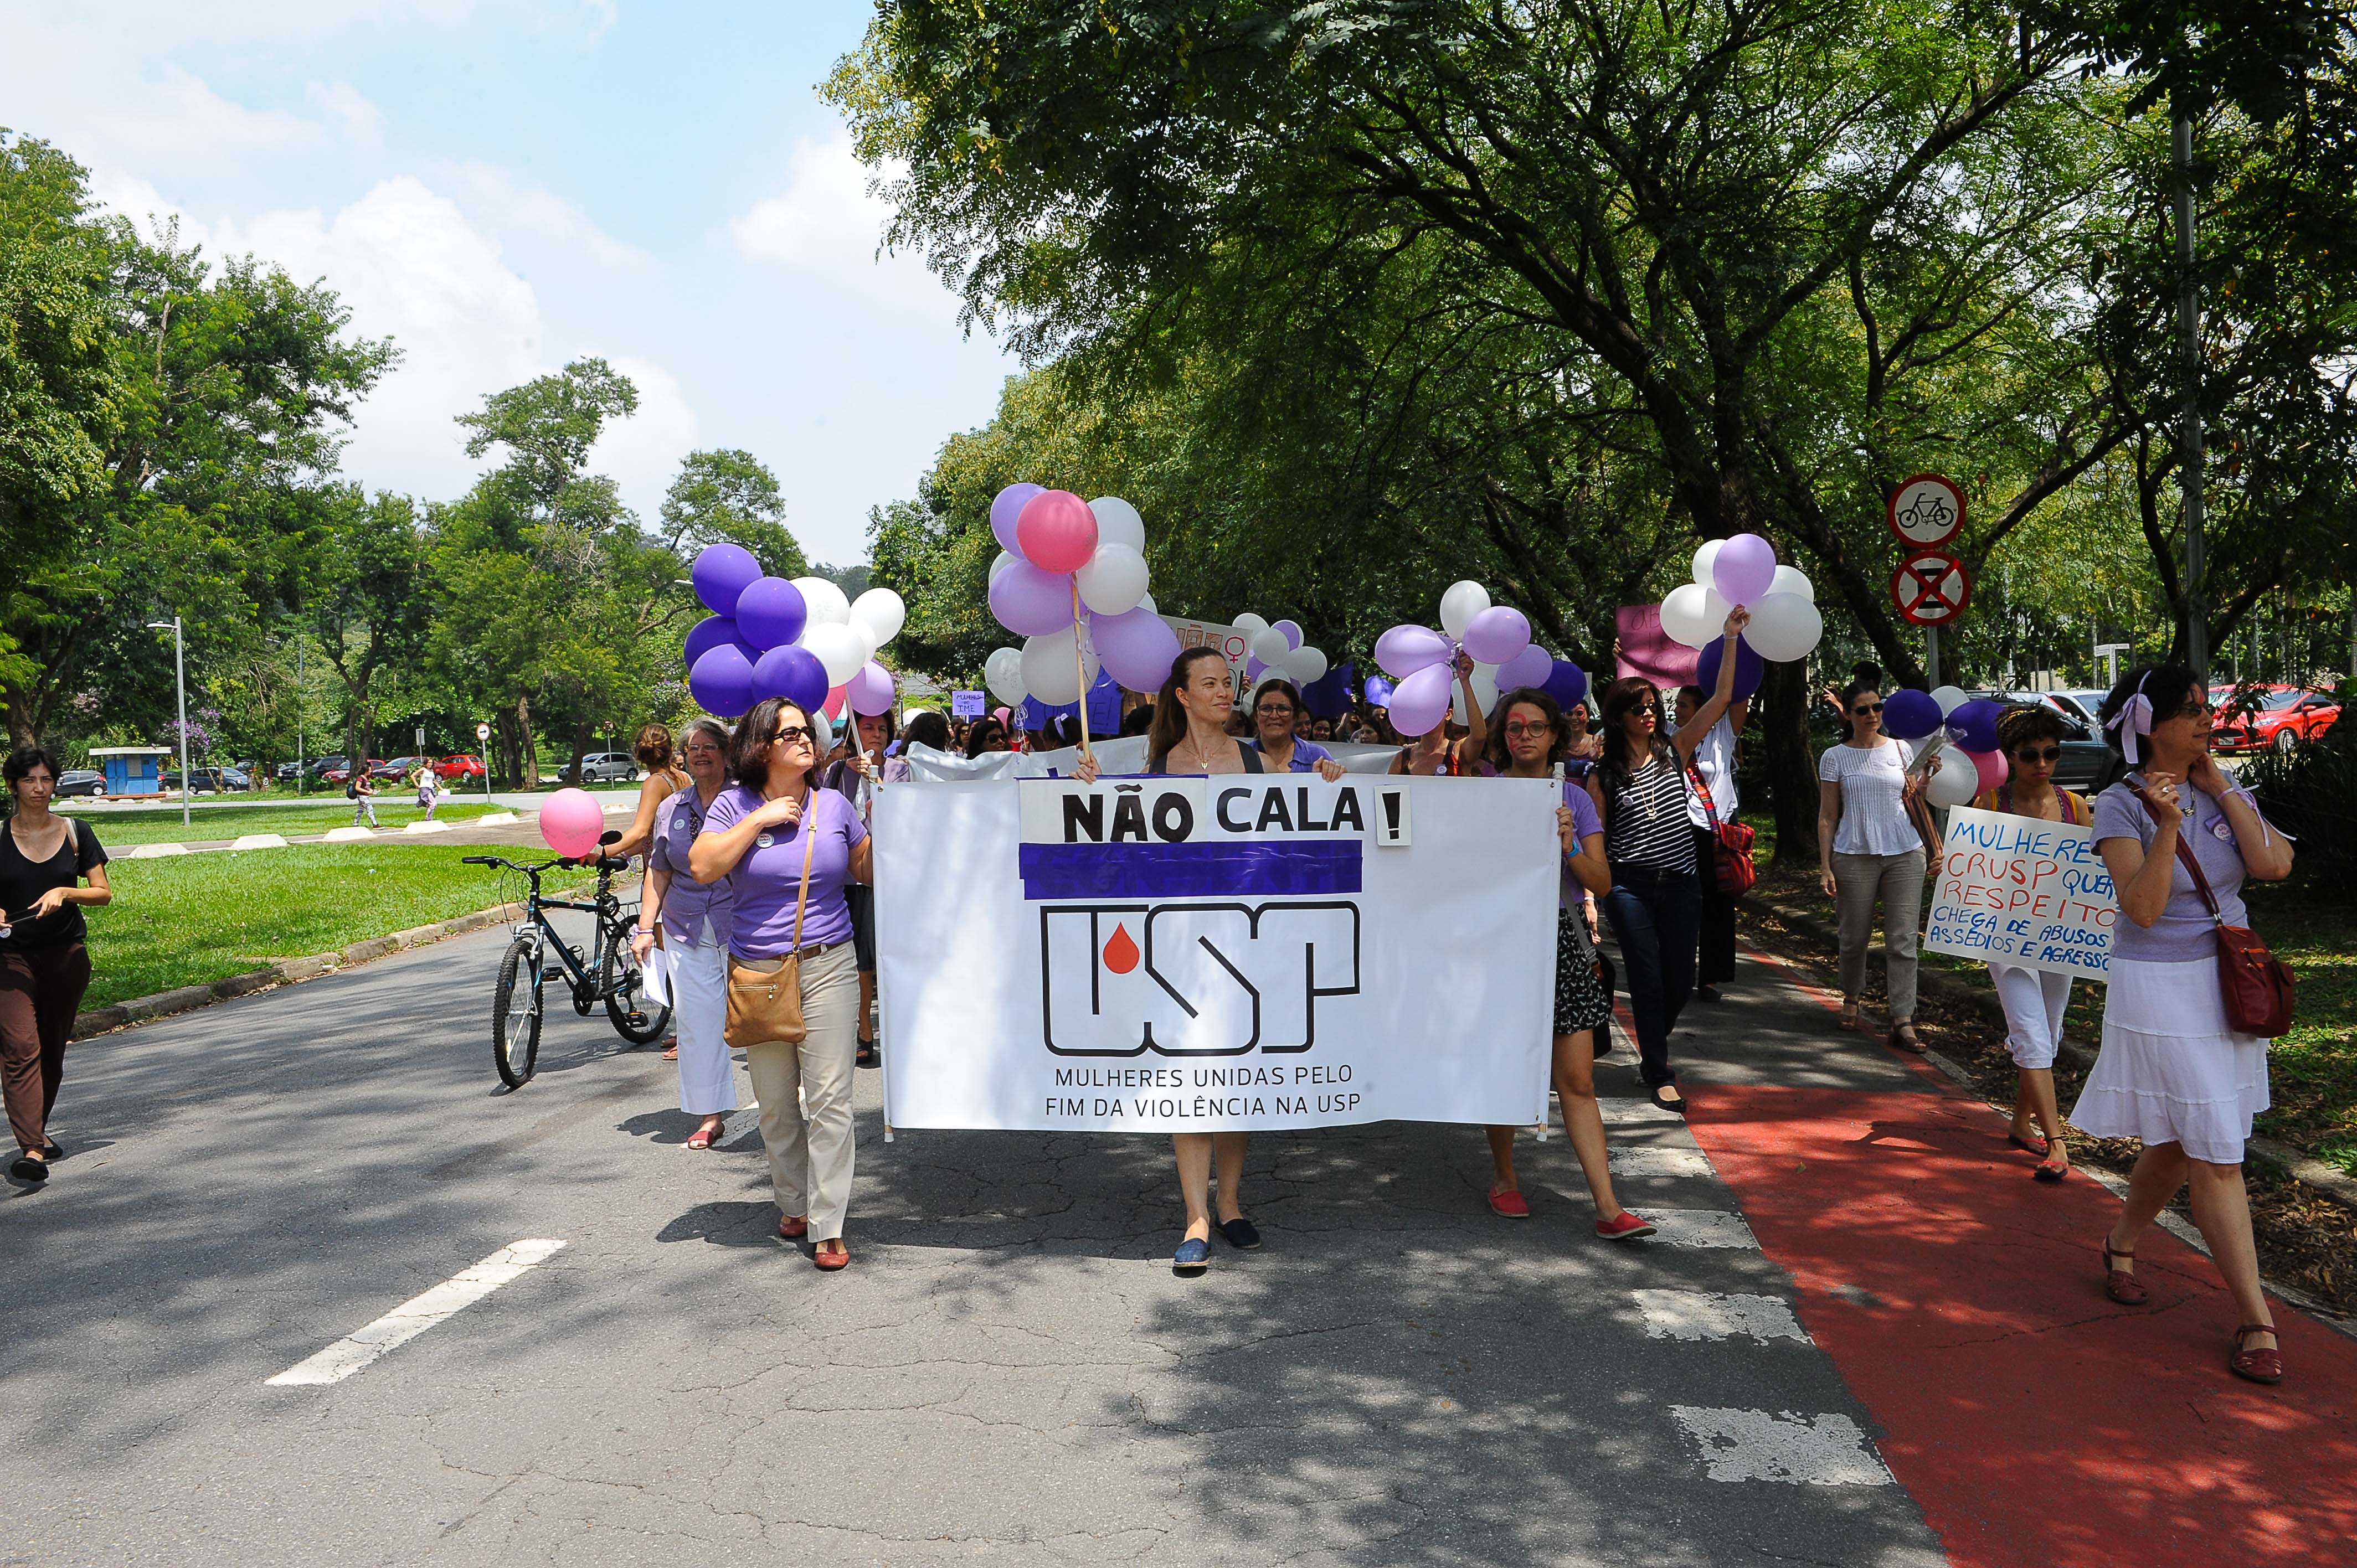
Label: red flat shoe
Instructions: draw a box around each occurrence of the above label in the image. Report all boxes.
[687,1121,721,1150]
[2101,1237,2147,1306]
[1488,1187,1531,1218]
[2230,1325,2283,1385]
[1596,1211,1656,1241]
[777,1216,809,1241]
[813,1242,850,1272]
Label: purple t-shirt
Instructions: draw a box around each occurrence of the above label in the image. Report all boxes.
[701,785,868,958]
[647,785,733,950]
[1250,737,1332,773]
[2091,777,2250,964]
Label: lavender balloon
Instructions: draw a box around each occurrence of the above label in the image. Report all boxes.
[1542,659,1589,710]
[1374,623,1453,680]
[990,558,1078,637]
[688,644,758,718]
[1362,674,1396,710]
[691,543,762,616]
[1461,605,1532,666]
[1695,633,1764,701]
[753,643,829,713]
[990,482,1043,555]
[734,577,809,651]
[1271,618,1304,652]
[846,659,897,717]
[1089,607,1183,692]
[1711,533,1778,606]
[1246,656,1267,683]
[1494,643,1553,693]
[1387,662,1455,737]
[683,615,739,671]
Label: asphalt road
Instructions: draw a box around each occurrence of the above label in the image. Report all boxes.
[8,922,1952,1567]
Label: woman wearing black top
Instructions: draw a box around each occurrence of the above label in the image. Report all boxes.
[1584,605,1747,1113]
[1,747,111,1184]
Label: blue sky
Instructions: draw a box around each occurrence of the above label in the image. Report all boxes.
[0,1,1018,565]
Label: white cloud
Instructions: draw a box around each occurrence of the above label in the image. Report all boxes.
[586,356,699,514]
[447,163,653,275]
[728,133,958,317]
[305,81,384,148]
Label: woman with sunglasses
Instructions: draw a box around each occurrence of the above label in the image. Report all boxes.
[1247,677,1346,780]
[964,715,1012,758]
[1816,679,1940,1051]
[632,719,737,1151]
[691,698,874,1272]
[1475,689,1656,1237]
[1584,604,1748,1115]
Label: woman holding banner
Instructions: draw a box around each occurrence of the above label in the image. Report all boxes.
[691,698,874,1272]
[1476,689,1656,1239]
[632,719,737,1150]
[2078,666,2293,1384]
[1247,678,1346,780]
[1388,652,1488,776]
[1586,605,1748,1115]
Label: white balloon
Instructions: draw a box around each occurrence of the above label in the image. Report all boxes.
[990,550,1018,586]
[1770,564,1814,603]
[1439,580,1491,640]
[1453,663,1500,725]
[1088,496,1147,555]
[790,575,851,628]
[1020,627,1098,706]
[1232,612,1270,637]
[985,646,1027,706]
[1249,627,1292,668]
[1742,592,1823,662]
[1923,746,1979,808]
[1659,583,1721,649]
[801,622,867,686]
[1075,542,1150,616]
[1284,645,1329,685]
[1692,539,1724,590]
[850,587,905,647]
[850,621,880,668]
[1137,592,1157,616]
[1931,684,1969,716]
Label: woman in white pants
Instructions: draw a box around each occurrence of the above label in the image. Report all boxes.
[633,719,738,1149]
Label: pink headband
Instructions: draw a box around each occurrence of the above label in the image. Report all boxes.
[2104,673,2153,766]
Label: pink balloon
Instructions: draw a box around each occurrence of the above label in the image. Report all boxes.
[822,684,847,720]
[1970,746,2009,794]
[1461,605,1531,666]
[846,659,897,716]
[538,787,606,860]
[1387,662,1455,737]
[1711,533,1778,606]
[1494,643,1553,692]
[989,558,1078,637]
[1016,489,1099,574]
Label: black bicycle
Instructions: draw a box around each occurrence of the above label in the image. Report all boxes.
[464,830,671,1089]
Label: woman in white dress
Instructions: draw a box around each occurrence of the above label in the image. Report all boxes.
[2077,665,2294,1384]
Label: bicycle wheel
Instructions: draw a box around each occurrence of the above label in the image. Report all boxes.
[601,926,671,1045]
[492,936,544,1088]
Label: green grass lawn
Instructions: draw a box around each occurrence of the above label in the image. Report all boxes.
[80,845,570,1009]
[63,798,506,847]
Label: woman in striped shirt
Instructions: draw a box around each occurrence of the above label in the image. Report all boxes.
[1583,605,1749,1113]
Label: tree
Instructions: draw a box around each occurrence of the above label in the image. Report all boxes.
[658,448,808,580]
[304,488,433,766]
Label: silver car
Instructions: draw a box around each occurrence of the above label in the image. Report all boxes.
[562,751,639,785]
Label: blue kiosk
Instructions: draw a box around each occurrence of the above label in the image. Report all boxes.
[90,746,171,797]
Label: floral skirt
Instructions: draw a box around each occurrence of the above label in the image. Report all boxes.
[1554,909,1615,1041]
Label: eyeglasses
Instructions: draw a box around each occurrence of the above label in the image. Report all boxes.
[2014,745,2061,763]
[772,725,814,745]
[1256,705,1294,719]
[1504,721,1552,737]
[1851,703,1883,716]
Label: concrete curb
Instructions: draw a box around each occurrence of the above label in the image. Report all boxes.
[1742,891,2357,1214]
[69,900,545,1042]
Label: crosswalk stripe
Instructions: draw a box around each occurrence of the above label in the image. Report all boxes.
[1669,1406,1893,1486]
[1632,1289,1810,1344]
[265,1239,566,1387]
[1641,1209,1759,1249]
[1609,1146,1715,1178]
[1599,1097,1686,1125]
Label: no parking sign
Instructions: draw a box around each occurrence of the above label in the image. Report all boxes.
[1892,551,1972,626]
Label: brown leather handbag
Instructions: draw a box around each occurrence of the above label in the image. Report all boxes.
[2133,785,2296,1038]
[724,819,817,1049]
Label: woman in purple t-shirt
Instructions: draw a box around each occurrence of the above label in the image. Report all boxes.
[691,698,873,1272]
[2076,665,2294,1385]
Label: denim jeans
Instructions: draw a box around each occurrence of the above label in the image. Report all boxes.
[1604,869,1703,1089]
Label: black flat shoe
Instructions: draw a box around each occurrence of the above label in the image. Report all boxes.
[1695,984,1722,1003]
[1648,1087,1689,1117]
[1218,1216,1262,1250]
[9,1154,49,1183]
[39,1141,62,1160]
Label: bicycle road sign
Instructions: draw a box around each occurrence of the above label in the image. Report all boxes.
[1892,550,1972,626]
[1887,474,1965,548]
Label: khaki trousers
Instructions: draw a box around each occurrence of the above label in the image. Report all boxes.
[1832,849,1924,1022]
[738,942,860,1240]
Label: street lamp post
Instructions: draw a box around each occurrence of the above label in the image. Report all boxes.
[147,617,190,829]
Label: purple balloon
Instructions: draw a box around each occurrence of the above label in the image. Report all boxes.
[846,659,897,717]
[1695,634,1764,701]
[734,577,809,651]
[1271,618,1304,652]
[691,543,762,616]
[1542,659,1589,710]
[1362,674,1396,709]
[990,558,1077,637]
[1882,688,1944,741]
[990,482,1043,556]
[1246,655,1267,683]
[683,615,738,671]
[1089,607,1183,692]
[688,644,757,718]
[1494,643,1553,692]
[1387,662,1455,737]
[1711,533,1778,606]
[1462,605,1532,667]
[1375,623,1453,679]
[1947,698,2003,754]
[753,643,829,712]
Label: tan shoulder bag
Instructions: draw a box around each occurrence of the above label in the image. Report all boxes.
[724,811,817,1049]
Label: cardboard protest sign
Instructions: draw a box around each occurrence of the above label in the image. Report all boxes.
[1924,805,2114,979]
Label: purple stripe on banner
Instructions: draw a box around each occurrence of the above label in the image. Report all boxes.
[1019,841,1362,900]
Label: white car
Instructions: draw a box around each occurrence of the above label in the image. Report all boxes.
[2051,690,2109,728]
[560,751,639,785]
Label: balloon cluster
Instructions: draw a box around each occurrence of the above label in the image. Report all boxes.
[1233,612,1332,690]
[1373,581,1588,737]
[1882,684,2008,806]
[983,486,1180,706]
[683,545,905,723]
[1658,535,1823,698]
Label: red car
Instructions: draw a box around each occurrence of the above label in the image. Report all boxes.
[2211,686,2342,754]
[321,759,388,784]
[434,753,488,780]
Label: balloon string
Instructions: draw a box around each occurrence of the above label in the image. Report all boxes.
[1070,579,1095,763]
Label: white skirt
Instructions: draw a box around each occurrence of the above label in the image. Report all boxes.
[2070,954,2269,1164]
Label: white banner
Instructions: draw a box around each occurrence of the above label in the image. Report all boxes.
[875,776,1556,1132]
[1923,805,2115,979]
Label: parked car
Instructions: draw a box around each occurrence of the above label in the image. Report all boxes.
[277,754,346,783]
[434,753,487,781]
[162,766,252,793]
[321,760,385,785]
[2051,690,2109,728]
[55,769,106,797]
[2212,685,2343,755]
[1964,691,2121,793]
[558,751,639,785]
[372,755,428,782]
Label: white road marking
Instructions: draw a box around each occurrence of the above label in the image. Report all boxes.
[1670,1407,1893,1486]
[1641,1209,1759,1249]
[1599,1097,1685,1125]
[1633,1290,1810,1344]
[1609,1146,1715,1178]
[265,1239,566,1387]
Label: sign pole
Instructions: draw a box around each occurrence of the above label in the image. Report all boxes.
[1926,626,1941,688]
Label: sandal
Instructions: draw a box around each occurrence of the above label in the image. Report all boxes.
[2230,1324,2283,1385]
[856,1041,879,1068]
[2100,1236,2148,1306]
[1891,1023,1927,1054]
[1838,998,1860,1025]
[2006,1130,2050,1157]
[687,1120,723,1150]
[2033,1157,2070,1184]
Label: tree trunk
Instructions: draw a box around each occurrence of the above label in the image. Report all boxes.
[568,715,593,789]
[1761,659,1818,869]
[517,695,538,788]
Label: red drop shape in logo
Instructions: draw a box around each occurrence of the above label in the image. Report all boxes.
[1101,922,1140,974]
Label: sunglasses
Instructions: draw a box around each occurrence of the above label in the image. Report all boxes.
[772,725,814,745]
[1851,702,1883,716]
[2013,745,2061,763]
